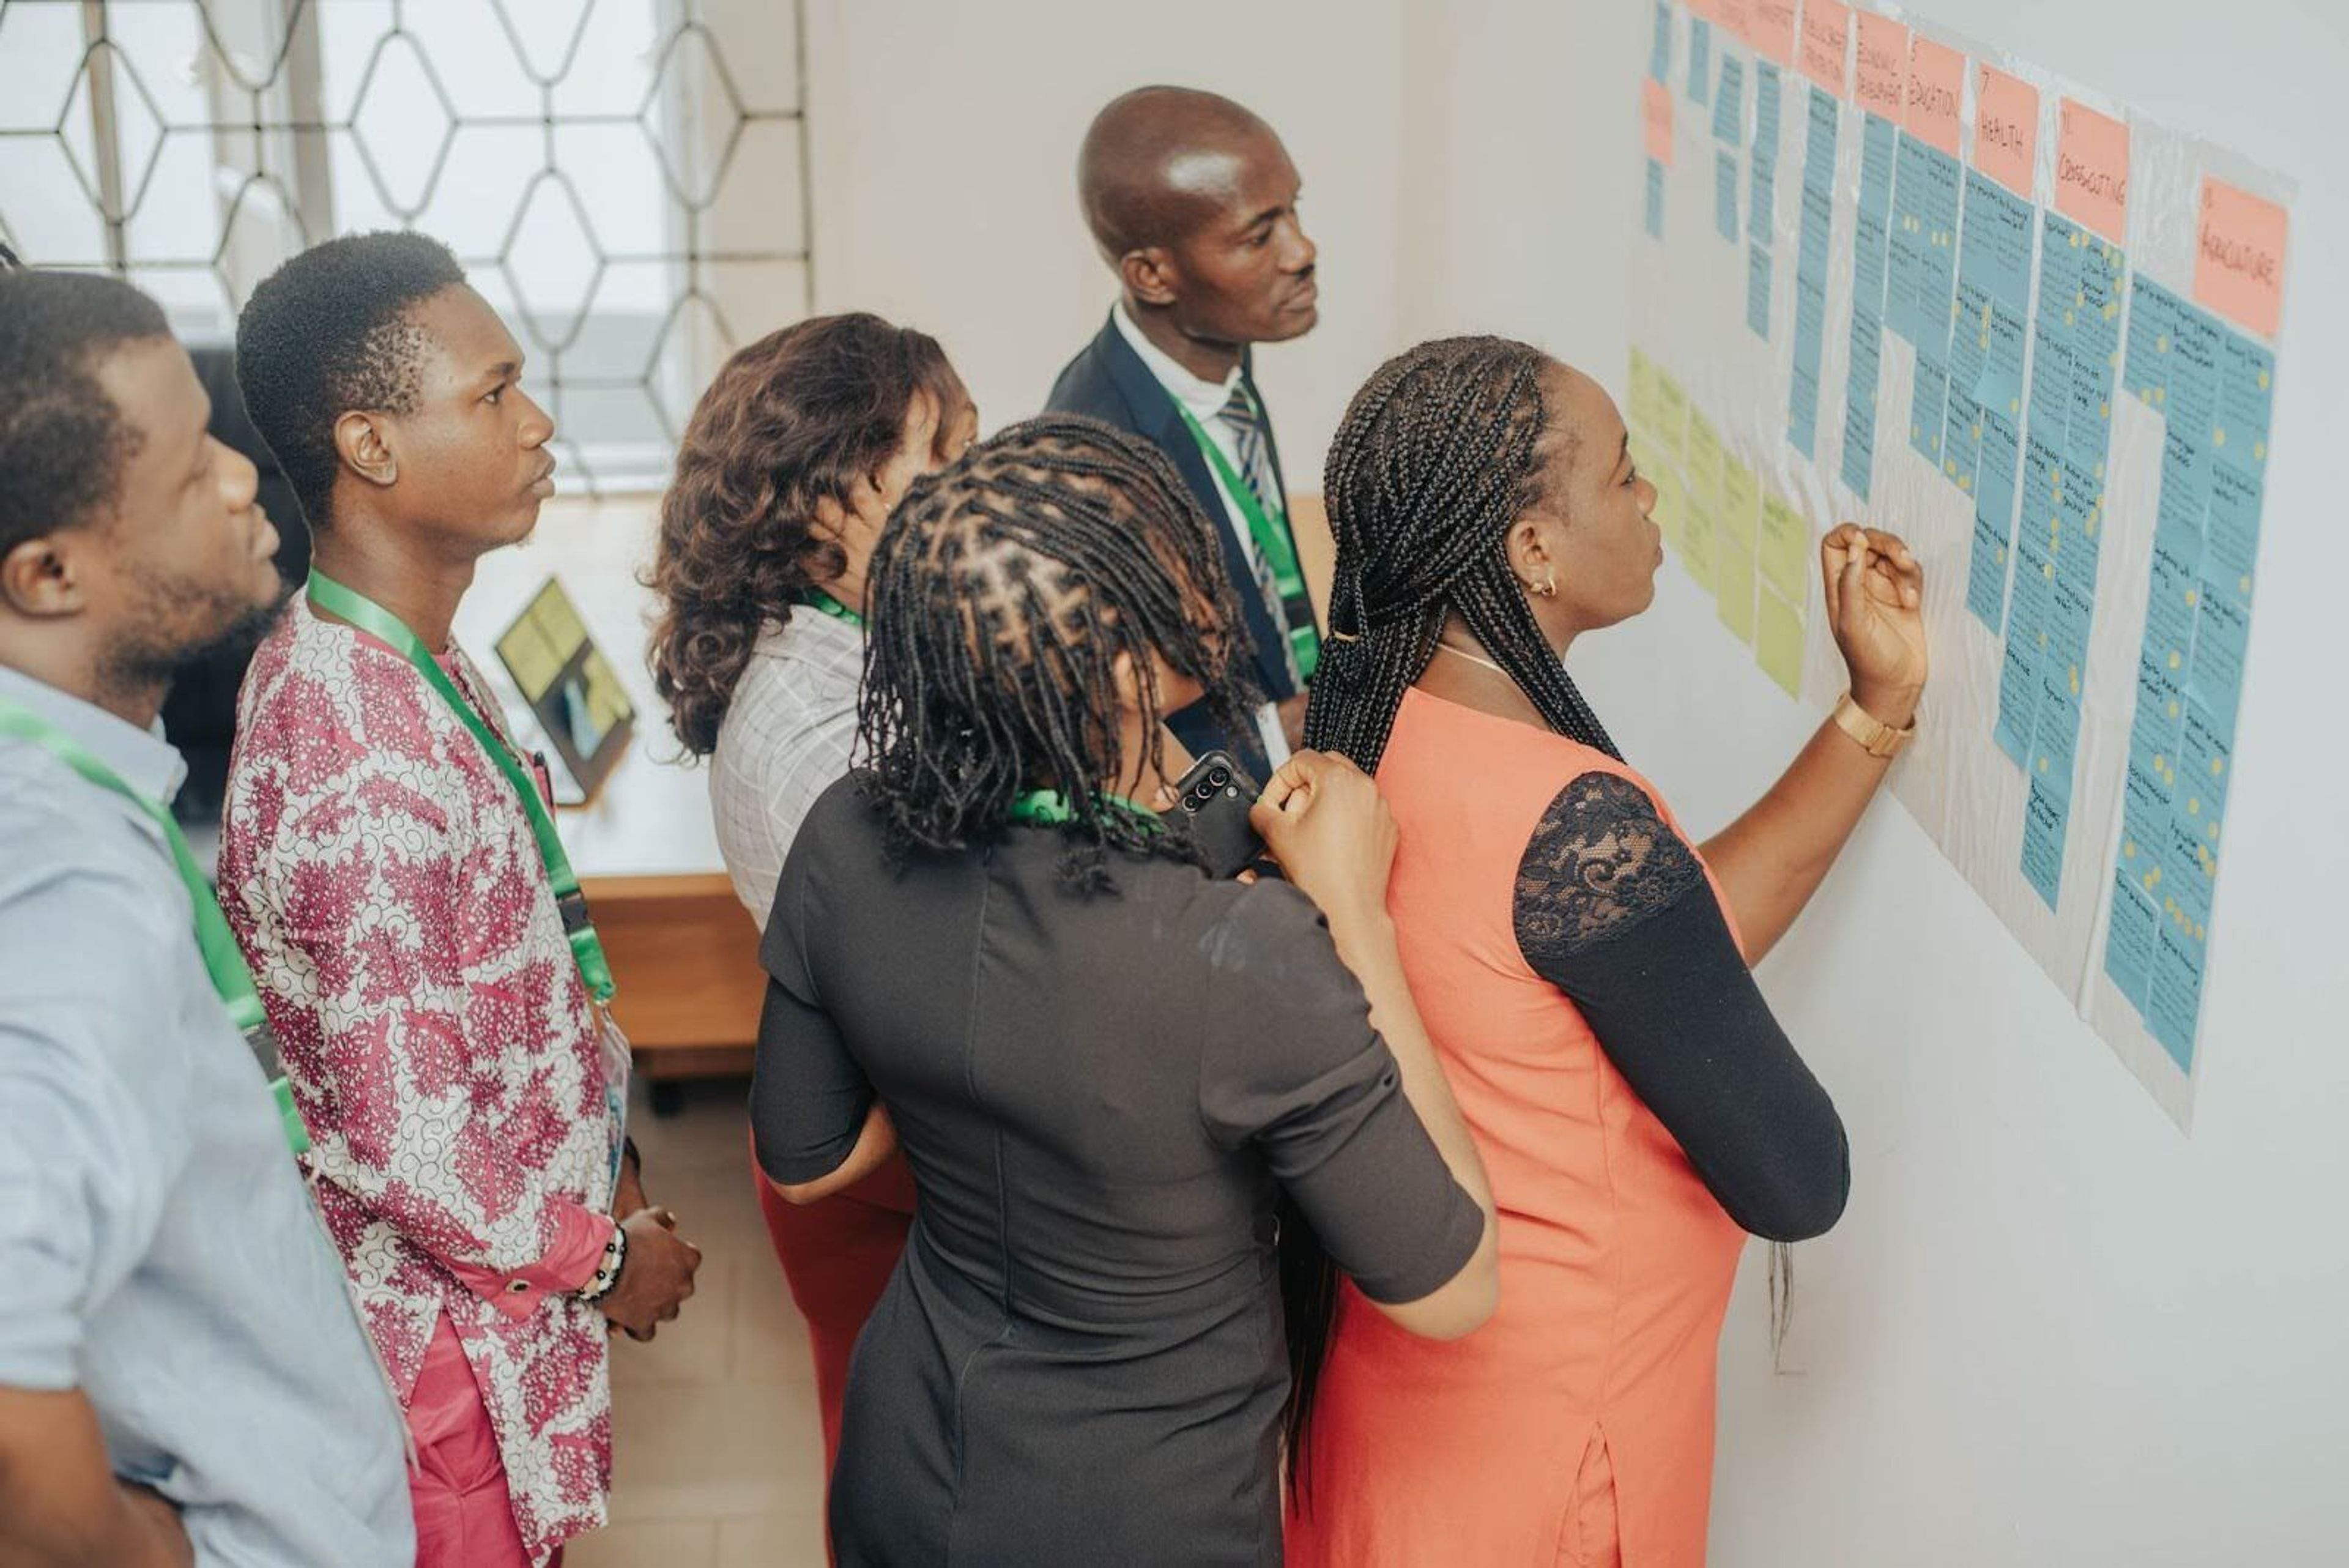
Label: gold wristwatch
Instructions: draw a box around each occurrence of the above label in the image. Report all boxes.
[1831,691,1917,759]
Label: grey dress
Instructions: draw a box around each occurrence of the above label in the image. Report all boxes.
[752,776,1482,1566]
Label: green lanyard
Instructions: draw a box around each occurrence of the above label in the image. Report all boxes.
[798,588,865,629]
[306,571,616,1003]
[0,700,310,1157]
[1174,394,1322,682]
[1006,789,1160,830]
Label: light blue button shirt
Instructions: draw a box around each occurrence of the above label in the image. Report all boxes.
[0,665,413,1567]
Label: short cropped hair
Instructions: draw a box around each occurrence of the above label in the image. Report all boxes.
[0,270,172,554]
[235,231,467,532]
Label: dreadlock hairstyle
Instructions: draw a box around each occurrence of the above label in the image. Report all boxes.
[1283,335,1624,1502]
[856,414,1259,893]
[1303,334,1620,771]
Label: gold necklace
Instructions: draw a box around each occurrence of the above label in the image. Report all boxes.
[1433,640,1512,679]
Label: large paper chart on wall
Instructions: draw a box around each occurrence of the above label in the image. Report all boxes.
[1625,0,2291,1128]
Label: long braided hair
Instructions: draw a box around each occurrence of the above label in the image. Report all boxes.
[1304,334,1620,768]
[1283,336,1623,1498]
[857,414,1259,891]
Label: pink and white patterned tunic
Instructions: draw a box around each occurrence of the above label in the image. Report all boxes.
[220,595,619,1564]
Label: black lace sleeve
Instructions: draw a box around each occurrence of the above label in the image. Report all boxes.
[1513,773,1849,1241]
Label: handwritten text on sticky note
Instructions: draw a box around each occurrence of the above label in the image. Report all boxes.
[1854,13,1906,122]
[1973,65,2038,200]
[1904,35,1964,158]
[2055,98,2129,247]
[2193,177,2287,339]
[1799,0,1850,96]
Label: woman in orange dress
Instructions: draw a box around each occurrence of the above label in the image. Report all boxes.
[1283,337,1931,1567]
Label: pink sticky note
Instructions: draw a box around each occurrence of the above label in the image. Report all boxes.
[1644,77,1675,167]
[2054,99,2130,246]
[1800,0,1852,96]
[1903,35,1964,157]
[1854,13,1908,123]
[1749,0,1797,66]
[1973,65,2038,199]
[2194,177,2288,338]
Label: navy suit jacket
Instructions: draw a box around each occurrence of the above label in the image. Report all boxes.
[1044,312,1297,776]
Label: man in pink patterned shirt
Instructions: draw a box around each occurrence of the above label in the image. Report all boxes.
[220,232,702,1567]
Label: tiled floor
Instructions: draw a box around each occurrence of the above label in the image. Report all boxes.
[568,1079,829,1567]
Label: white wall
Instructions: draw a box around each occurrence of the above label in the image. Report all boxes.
[1400,3,2349,1564]
[803,2,2349,1560]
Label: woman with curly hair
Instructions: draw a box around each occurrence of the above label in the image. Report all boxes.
[645,312,974,1482]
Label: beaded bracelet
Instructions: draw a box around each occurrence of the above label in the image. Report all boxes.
[580,1222,628,1304]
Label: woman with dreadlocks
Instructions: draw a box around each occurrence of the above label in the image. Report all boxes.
[1282,338,1928,1567]
[749,415,1497,1564]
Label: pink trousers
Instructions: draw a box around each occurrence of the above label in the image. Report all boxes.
[408,1320,563,1568]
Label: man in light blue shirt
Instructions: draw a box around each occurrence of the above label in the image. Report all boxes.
[0,269,412,1565]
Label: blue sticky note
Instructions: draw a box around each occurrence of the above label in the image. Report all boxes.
[1977,303,2028,415]
[2163,811,2216,929]
[1993,640,2037,767]
[1912,147,1963,350]
[2205,456,2263,589]
[1841,310,1883,500]
[1852,206,1890,316]
[2188,586,2249,734]
[2104,872,2160,1008]
[1802,85,1839,190]
[1910,357,1948,463]
[1646,158,1666,240]
[2123,275,2177,407]
[1650,0,1672,81]
[2128,650,2184,780]
[1948,283,1992,400]
[1688,18,1712,103]
[2145,920,2207,1072]
[1715,150,1740,242]
[1858,114,1896,220]
[2142,537,2200,681]
[2164,302,2223,451]
[2156,426,2211,549]
[1967,516,2013,633]
[2216,328,2275,467]
[1944,389,1984,496]
[2175,699,2232,840]
[2017,434,2061,543]
[2119,756,2173,887]
[1714,54,1746,144]
[2027,322,2074,450]
[2045,576,2093,686]
[2031,676,2082,808]
[2008,535,2055,651]
[1748,243,1774,337]
[1884,136,1932,343]
[2020,778,2068,910]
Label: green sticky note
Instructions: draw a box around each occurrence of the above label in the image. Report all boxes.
[1715,535,1756,645]
[1757,583,1804,697]
[1629,347,1658,434]
[1759,492,1809,602]
[1686,408,1724,521]
[1655,373,1690,464]
[1721,455,1760,551]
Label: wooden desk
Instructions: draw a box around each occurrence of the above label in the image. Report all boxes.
[450,488,1338,1109]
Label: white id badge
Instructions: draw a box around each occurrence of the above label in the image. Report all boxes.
[596,1005,633,1194]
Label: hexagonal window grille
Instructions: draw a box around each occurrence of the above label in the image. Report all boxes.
[0,0,811,496]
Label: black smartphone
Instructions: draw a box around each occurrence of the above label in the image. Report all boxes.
[1162,749,1264,879]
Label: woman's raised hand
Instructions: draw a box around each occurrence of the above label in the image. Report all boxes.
[1249,750,1398,932]
[1821,523,1928,727]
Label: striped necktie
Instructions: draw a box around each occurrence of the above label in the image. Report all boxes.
[1214,384,1313,688]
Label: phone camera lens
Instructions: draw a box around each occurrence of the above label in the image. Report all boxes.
[1206,767,1230,789]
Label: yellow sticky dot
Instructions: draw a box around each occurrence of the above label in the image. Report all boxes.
[2100,401,2110,420]
[2045,562,2057,580]
[2154,387,2167,406]
[1980,333,1992,351]
[2168,698,2181,719]
[2213,428,2227,447]
[2076,289,2087,308]
[2147,867,2163,891]
[2069,665,2080,696]
[2195,922,2205,941]
[2187,796,2200,816]
[2165,896,2177,915]
[2037,756,2049,774]
[2065,310,2076,327]
[1961,474,1973,492]
[2258,368,2270,389]
[1945,459,1957,477]
[2104,300,2118,319]
[1996,547,2006,565]
[2094,461,2105,481]
[2009,398,2021,415]
[2156,334,2170,353]
[2169,650,2182,670]
[2124,838,2137,860]
[2109,350,2120,370]
[2254,439,2266,461]
[2208,821,2221,844]
[2239,574,2253,596]
[1973,422,1984,439]
[2211,755,2225,776]
[2071,230,2084,248]
[2184,587,2199,608]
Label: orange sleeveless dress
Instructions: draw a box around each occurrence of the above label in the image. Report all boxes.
[1286,688,1748,1568]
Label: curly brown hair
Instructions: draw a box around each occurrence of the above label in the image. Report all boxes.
[647,312,963,754]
